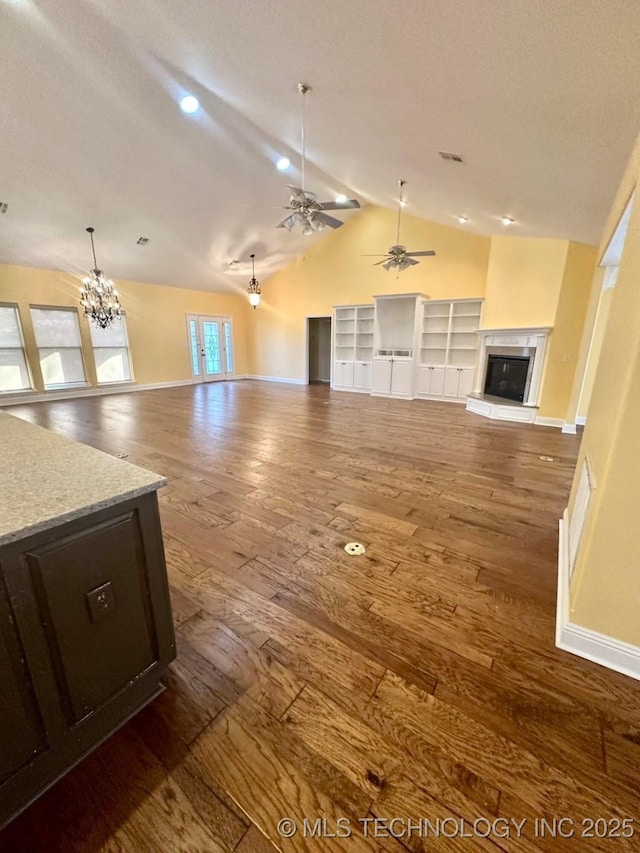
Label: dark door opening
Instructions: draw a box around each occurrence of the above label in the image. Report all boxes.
[484,355,530,402]
[308,317,332,384]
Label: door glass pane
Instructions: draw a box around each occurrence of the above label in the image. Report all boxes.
[203,322,222,375]
[189,320,200,376]
[224,322,233,374]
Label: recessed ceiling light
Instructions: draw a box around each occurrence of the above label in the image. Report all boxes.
[180,95,199,114]
[501,216,514,226]
[335,194,347,204]
[457,216,469,224]
[276,157,290,171]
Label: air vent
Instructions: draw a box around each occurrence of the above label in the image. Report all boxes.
[228,260,240,269]
[0,202,8,214]
[136,237,149,245]
[438,151,465,163]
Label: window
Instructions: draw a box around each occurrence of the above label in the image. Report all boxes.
[89,315,133,384]
[0,304,31,392]
[30,307,86,389]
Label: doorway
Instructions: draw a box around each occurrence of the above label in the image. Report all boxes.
[187,314,235,382]
[307,316,331,384]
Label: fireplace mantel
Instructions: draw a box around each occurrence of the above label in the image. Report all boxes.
[466,326,552,423]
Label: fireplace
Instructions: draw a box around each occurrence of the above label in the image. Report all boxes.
[484,355,530,402]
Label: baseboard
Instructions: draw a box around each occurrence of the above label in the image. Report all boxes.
[0,378,195,407]
[576,415,587,426]
[247,375,306,385]
[534,416,564,428]
[561,423,578,434]
[556,509,640,681]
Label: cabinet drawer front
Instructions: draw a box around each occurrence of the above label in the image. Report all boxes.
[24,511,158,725]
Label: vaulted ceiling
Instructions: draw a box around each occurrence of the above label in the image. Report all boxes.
[1,0,640,293]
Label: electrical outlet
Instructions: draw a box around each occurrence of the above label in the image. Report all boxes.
[86,581,116,623]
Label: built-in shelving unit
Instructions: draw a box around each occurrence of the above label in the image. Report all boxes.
[332,304,375,393]
[418,298,483,401]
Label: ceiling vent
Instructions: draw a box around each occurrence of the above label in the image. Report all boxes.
[0,202,8,214]
[136,237,149,245]
[438,151,465,163]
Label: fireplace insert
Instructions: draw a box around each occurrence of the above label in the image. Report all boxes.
[484,355,530,402]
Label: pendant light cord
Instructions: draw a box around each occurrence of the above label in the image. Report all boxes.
[396,180,404,246]
[87,227,98,270]
[301,88,306,192]
[250,253,256,280]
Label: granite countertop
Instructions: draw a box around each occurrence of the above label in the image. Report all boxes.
[0,412,166,546]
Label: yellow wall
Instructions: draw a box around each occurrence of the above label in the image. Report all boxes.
[538,242,597,418]
[249,205,491,380]
[0,263,249,390]
[481,236,568,330]
[576,283,614,421]
[567,133,640,644]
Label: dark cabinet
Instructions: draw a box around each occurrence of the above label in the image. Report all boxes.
[0,491,175,828]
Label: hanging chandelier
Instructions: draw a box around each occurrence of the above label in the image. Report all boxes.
[80,227,122,329]
[247,254,261,308]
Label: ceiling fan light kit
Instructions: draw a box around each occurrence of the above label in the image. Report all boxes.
[275,83,361,236]
[362,179,436,272]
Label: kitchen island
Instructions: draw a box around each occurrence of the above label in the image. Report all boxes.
[0,411,175,828]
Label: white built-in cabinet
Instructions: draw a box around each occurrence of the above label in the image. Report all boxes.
[332,304,374,392]
[371,293,423,399]
[332,295,483,403]
[417,298,483,402]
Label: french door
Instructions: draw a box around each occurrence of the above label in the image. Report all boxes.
[187,315,235,382]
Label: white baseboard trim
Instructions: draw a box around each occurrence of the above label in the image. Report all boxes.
[561,423,578,434]
[534,416,565,428]
[576,415,587,426]
[247,375,306,385]
[556,509,640,681]
[0,378,196,407]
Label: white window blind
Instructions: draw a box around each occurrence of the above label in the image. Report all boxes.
[0,305,31,392]
[89,316,133,384]
[30,307,86,389]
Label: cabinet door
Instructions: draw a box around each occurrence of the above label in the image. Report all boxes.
[430,367,445,396]
[457,368,474,398]
[353,361,371,390]
[390,360,413,397]
[333,361,354,388]
[417,366,432,396]
[361,362,372,390]
[372,359,392,394]
[0,581,47,785]
[444,367,461,397]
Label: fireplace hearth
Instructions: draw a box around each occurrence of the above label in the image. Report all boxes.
[484,355,530,402]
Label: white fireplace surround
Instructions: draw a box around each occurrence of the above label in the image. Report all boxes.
[467,327,552,423]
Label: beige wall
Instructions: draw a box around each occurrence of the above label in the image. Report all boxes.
[0,263,249,391]
[248,204,491,380]
[567,133,640,643]
[481,236,568,330]
[538,241,597,418]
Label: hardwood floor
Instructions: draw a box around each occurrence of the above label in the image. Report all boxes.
[2,381,640,852]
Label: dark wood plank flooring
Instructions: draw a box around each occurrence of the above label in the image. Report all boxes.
[2,381,640,852]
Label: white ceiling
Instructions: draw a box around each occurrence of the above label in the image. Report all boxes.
[2,0,640,293]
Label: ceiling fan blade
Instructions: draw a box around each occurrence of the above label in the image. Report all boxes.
[404,250,436,257]
[317,199,361,211]
[314,212,344,229]
[373,258,391,266]
[287,185,316,201]
[361,254,392,257]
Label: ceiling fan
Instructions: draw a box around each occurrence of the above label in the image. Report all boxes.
[363,180,436,271]
[276,83,360,236]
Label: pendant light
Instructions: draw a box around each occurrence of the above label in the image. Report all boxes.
[247,253,261,308]
[80,227,122,329]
